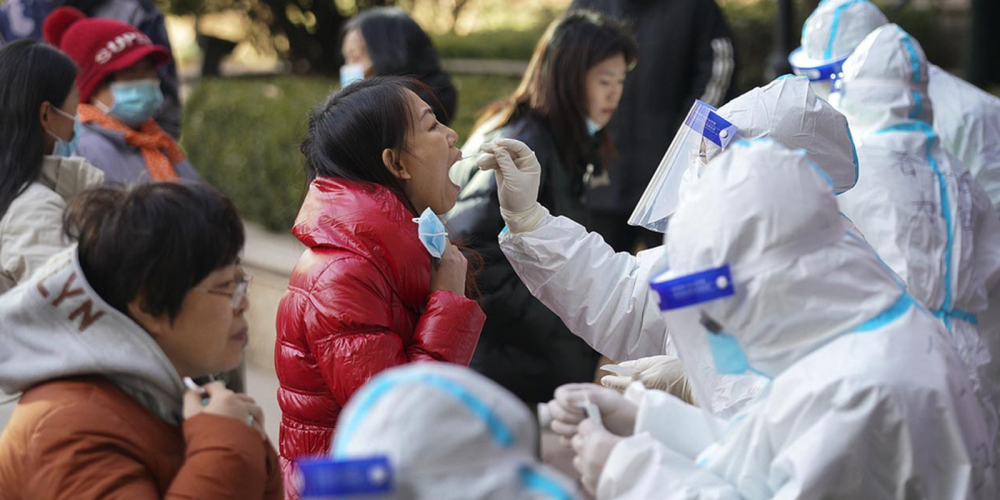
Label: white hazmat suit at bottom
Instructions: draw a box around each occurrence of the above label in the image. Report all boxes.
[496,76,860,419]
[832,25,1000,458]
[595,139,997,500]
[329,363,581,500]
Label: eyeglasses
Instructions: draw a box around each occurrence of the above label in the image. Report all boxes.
[192,273,252,310]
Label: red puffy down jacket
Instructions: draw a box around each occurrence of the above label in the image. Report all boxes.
[274,177,485,474]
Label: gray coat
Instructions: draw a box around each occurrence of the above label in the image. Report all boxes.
[76,122,200,186]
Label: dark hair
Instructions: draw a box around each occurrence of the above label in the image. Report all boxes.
[345,7,456,123]
[0,39,78,217]
[63,182,246,321]
[346,7,442,78]
[301,76,431,214]
[478,10,637,176]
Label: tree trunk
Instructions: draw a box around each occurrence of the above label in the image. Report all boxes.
[257,0,347,75]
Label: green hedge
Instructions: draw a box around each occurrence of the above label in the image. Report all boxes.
[183,73,520,232]
[432,29,545,61]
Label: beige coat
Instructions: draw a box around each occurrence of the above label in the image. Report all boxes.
[0,156,103,293]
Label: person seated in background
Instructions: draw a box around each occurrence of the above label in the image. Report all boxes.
[340,7,458,125]
[0,0,183,139]
[0,39,103,295]
[275,76,485,500]
[445,10,637,410]
[304,362,581,499]
[551,140,996,499]
[42,6,200,185]
[0,182,282,499]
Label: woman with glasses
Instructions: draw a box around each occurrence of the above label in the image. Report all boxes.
[0,39,104,295]
[0,182,283,499]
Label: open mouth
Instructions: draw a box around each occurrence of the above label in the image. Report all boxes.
[230,328,248,342]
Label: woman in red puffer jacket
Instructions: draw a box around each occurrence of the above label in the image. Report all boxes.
[274,77,485,498]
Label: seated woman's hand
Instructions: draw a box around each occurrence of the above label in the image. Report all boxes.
[183,381,266,440]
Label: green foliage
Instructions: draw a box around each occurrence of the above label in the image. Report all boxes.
[183,73,521,232]
[721,0,780,94]
[450,73,522,141]
[432,28,545,60]
[720,0,958,93]
[182,76,336,232]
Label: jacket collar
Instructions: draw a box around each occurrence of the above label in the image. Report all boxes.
[293,176,432,310]
[40,156,105,199]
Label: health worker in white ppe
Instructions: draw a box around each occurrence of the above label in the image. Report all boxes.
[832,23,1000,462]
[481,75,859,419]
[790,0,1000,210]
[307,363,581,499]
[551,140,997,499]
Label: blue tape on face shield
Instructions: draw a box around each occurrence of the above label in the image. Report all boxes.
[296,456,394,497]
[650,264,735,310]
[628,100,739,233]
[414,207,448,258]
[788,48,849,84]
[650,264,758,381]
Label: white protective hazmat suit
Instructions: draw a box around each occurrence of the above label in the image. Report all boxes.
[794,0,1000,210]
[832,25,1000,456]
[329,363,581,500]
[497,76,858,418]
[597,139,997,500]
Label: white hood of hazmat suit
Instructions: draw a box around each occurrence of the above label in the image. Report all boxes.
[832,26,1000,467]
[330,363,582,500]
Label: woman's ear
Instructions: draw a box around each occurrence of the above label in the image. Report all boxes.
[382,148,411,180]
[127,296,168,338]
[38,101,54,131]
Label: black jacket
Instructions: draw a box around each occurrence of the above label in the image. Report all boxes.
[446,115,601,405]
[571,0,738,214]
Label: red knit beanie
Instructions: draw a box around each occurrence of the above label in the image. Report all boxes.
[43,7,171,103]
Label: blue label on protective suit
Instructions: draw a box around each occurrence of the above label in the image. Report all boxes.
[298,456,393,497]
[650,265,735,311]
[684,100,738,149]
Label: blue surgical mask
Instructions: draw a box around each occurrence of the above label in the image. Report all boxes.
[586,118,603,137]
[414,207,448,258]
[99,79,163,127]
[340,64,366,88]
[45,106,81,157]
[706,332,752,375]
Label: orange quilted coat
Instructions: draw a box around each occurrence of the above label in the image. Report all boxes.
[274,176,484,497]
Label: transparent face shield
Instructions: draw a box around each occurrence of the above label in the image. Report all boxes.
[648,263,740,437]
[629,100,738,233]
[788,47,850,100]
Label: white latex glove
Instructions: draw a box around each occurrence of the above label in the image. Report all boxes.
[547,383,637,443]
[477,138,548,233]
[571,418,623,495]
[602,356,696,405]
